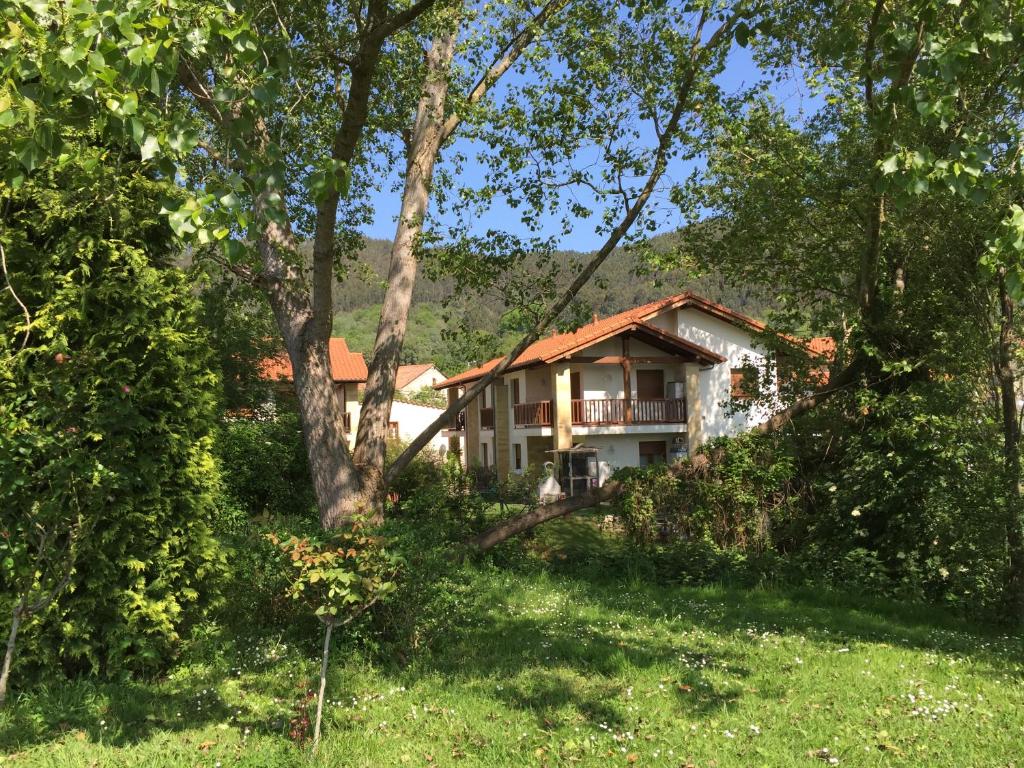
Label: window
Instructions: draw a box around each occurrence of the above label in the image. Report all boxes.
[481,442,489,468]
[387,421,400,439]
[514,443,522,471]
[480,386,488,408]
[638,440,667,467]
[731,368,755,400]
[512,378,521,405]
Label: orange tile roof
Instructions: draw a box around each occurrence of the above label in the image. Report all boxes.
[435,291,832,389]
[260,337,368,383]
[395,363,437,390]
[806,336,836,358]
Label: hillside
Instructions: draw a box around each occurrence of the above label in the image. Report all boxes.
[332,233,774,373]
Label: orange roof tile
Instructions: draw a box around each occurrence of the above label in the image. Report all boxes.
[395,363,436,390]
[260,337,368,383]
[435,291,831,389]
[435,292,733,389]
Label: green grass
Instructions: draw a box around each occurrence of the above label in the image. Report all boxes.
[3,519,1023,767]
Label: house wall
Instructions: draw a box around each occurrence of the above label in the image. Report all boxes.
[670,308,777,440]
[573,338,686,400]
[388,401,450,453]
[523,367,550,402]
[343,398,450,454]
[341,383,361,450]
[399,366,447,394]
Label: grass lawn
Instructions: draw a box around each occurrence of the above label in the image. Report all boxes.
[2,517,1023,767]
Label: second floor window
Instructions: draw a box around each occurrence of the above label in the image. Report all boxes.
[731,368,756,400]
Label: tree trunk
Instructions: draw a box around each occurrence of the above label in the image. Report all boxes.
[468,482,623,552]
[286,330,369,527]
[353,31,458,485]
[312,620,334,752]
[0,597,25,707]
[996,269,1024,622]
[258,213,365,528]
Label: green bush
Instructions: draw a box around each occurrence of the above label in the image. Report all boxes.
[0,150,228,681]
[0,240,225,677]
[215,411,316,519]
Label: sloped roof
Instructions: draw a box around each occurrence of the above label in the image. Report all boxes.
[806,336,836,358]
[435,291,834,389]
[435,293,739,389]
[395,363,438,390]
[260,337,368,383]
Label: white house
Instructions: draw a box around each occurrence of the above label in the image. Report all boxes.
[261,340,449,453]
[394,363,448,394]
[435,292,830,494]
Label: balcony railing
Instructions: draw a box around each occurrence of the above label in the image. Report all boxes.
[631,397,687,424]
[573,398,687,425]
[513,400,552,427]
[480,406,495,429]
[507,397,687,427]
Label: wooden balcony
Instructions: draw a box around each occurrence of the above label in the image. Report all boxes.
[480,406,495,429]
[513,400,552,427]
[509,398,687,427]
[573,397,687,425]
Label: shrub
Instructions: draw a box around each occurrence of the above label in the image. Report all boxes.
[0,240,225,678]
[216,411,316,519]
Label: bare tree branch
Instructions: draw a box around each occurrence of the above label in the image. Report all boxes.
[0,242,31,352]
[440,0,569,143]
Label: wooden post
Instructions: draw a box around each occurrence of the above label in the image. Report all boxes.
[465,387,481,466]
[446,387,461,458]
[494,382,511,480]
[685,361,703,455]
[622,336,633,424]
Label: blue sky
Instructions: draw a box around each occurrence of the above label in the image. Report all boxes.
[360,41,819,253]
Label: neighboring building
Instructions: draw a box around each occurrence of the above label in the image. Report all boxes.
[260,337,367,440]
[435,292,829,494]
[260,339,449,452]
[395,363,447,394]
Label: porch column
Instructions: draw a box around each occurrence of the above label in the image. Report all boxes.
[551,364,573,450]
[684,362,704,455]
[446,387,461,460]
[465,386,481,466]
[621,336,633,424]
[494,381,511,480]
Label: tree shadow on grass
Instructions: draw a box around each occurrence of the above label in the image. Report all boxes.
[377,547,1022,734]
[0,632,317,753]
[380,587,760,732]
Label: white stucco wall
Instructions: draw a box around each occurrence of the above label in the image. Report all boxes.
[389,400,450,452]
[670,308,777,439]
[346,399,450,454]
[399,366,447,394]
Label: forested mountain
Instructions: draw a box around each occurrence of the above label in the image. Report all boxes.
[332,232,775,373]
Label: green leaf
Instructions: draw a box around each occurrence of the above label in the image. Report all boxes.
[14,138,44,172]
[140,135,160,161]
[734,22,749,48]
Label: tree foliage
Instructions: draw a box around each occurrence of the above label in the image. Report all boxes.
[0,151,225,681]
